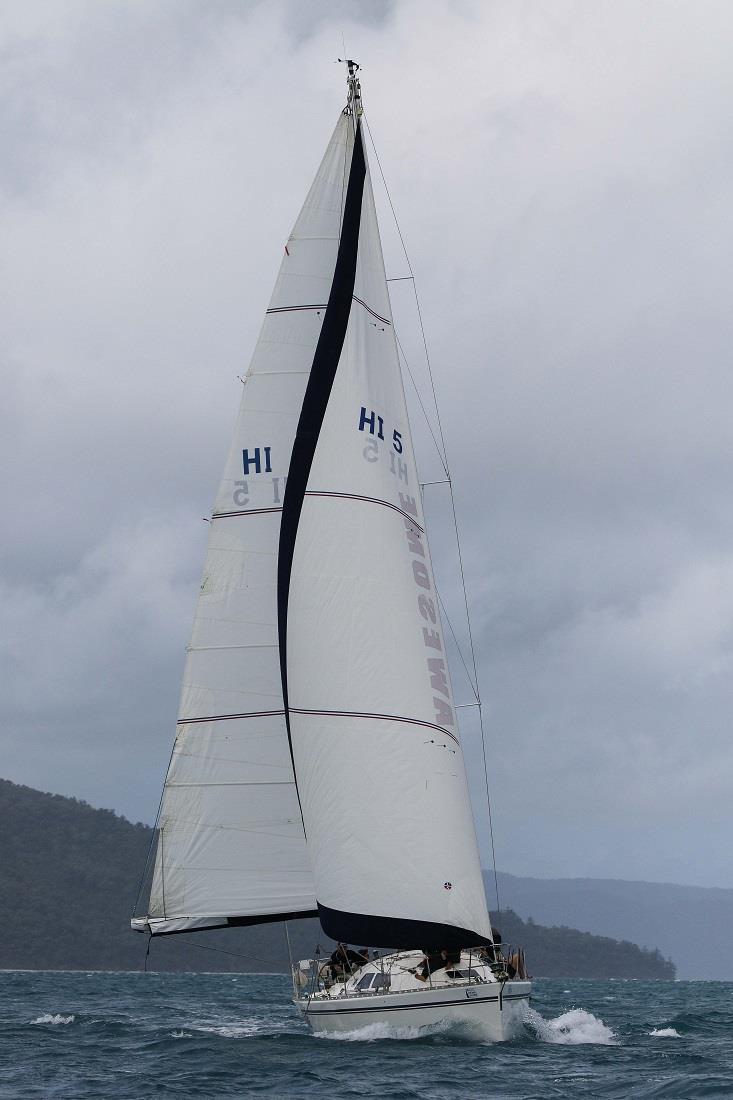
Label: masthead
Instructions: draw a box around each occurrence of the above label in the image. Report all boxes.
[338,58,362,120]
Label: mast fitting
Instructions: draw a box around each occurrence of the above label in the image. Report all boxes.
[338,58,362,117]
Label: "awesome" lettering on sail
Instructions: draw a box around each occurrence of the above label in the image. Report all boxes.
[398,491,455,729]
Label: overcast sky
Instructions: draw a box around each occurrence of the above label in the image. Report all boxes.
[3,0,732,889]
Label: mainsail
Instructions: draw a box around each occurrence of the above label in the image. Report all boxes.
[134,71,492,950]
[132,115,355,936]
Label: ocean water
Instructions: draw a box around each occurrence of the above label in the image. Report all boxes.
[3,972,732,1099]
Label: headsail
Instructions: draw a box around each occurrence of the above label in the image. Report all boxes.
[134,72,493,951]
[133,114,356,936]
[280,74,493,950]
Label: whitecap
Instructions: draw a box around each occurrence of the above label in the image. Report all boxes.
[30,1014,75,1026]
[193,1020,263,1038]
[524,1006,616,1045]
[170,1030,193,1039]
[649,1027,680,1038]
[318,1019,452,1042]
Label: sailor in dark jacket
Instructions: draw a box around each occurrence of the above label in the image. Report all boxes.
[329,943,364,978]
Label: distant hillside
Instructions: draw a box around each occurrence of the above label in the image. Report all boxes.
[492,908,672,980]
[492,872,733,980]
[0,778,673,977]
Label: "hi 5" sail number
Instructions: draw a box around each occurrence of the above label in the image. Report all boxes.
[358,406,402,453]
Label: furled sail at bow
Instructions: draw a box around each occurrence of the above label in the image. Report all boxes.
[132,114,356,936]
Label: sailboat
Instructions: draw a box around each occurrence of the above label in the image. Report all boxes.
[132,62,530,1040]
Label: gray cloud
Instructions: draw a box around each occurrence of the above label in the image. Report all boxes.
[3,0,732,887]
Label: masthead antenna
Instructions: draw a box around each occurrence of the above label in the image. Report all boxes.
[338,58,362,124]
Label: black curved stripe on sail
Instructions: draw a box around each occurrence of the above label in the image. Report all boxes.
[277,121,367,825]
[317,904,491,953]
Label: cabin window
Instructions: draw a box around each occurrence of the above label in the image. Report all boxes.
[447,968,483,981]
[356,972,391,991]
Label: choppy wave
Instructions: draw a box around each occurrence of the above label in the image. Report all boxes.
[30,1013,75,1026]
[189,1015,295,1040]
[525,1006,616,1045]
[194,1021,264,1038]
[317,1019,453,1042]
[5,974,733,1099]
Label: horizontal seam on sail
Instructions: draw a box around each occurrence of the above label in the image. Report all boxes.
[149,903,313,917]
[304,491,424,531]
[290,709,459,745]
[266,304,328,314]
[177,707,456,744]
[266,296,391,326]
[164,781,294,787]
[185,644,278,652]
[213,495,422,530]
[351,294,392,326]
[212,508,283,519]
[177,709,286,725]
[157,821,303,836]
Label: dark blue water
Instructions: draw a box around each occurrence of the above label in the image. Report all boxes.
[3,972,731,1098]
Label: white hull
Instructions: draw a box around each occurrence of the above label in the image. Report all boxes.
[294,950,530,1041]
[297,980,531,1040]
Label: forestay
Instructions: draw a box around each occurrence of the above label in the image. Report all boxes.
[133,114,355,936]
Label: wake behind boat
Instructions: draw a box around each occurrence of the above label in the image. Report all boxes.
[132,61,531,1039]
